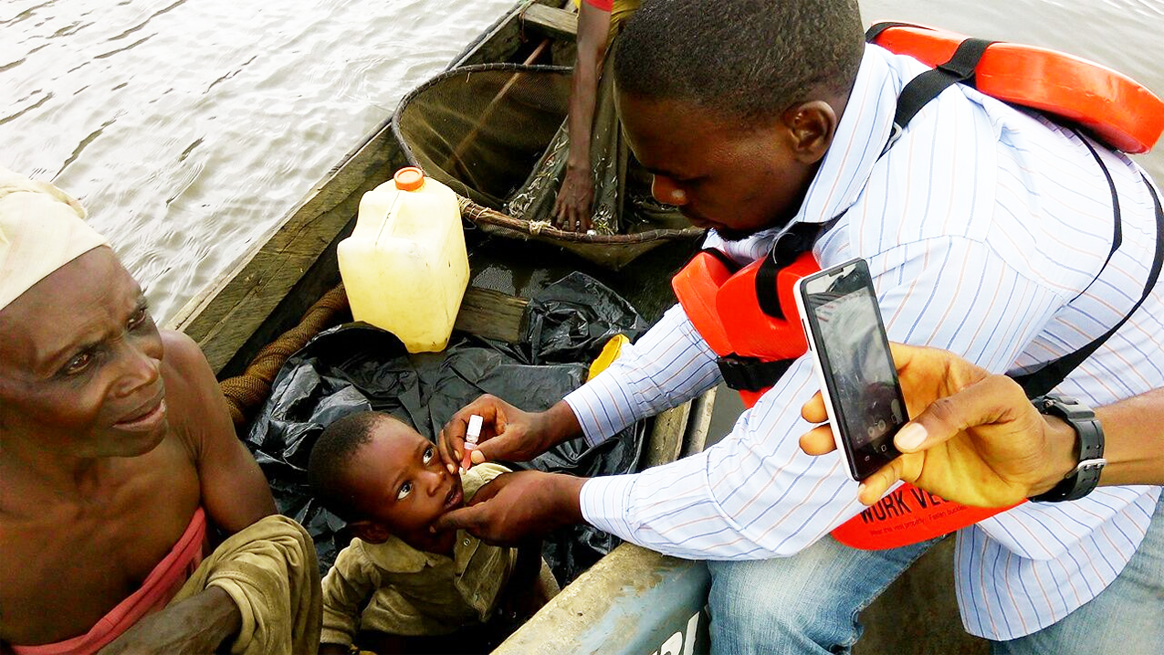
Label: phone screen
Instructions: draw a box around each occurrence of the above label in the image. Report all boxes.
[798,259,905,480]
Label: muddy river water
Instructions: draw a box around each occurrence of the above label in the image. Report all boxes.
[1,0,1161,321]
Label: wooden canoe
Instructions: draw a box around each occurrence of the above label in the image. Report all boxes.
[165,2,981,652]
[165,1,715,652]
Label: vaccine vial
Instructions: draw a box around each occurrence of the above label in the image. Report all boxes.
[466,414,484,446]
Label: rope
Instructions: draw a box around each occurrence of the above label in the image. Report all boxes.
[459,197,703,244]
[219,284,351,428]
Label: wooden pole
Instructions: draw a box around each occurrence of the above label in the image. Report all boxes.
[442,36,553,177]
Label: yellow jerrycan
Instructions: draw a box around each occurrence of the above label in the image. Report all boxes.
[338,167,469,353]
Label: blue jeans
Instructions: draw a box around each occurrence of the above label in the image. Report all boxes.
[992,497,1164,655]
[707,499,1164,655]
[707,536,941,654]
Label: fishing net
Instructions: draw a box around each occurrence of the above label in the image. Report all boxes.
[392,61,687,239]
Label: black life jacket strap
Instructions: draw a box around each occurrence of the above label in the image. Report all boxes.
[864,21,916,43]
[712,224,823,392]
[1010,174,1163,398]
[880,33,997,153]
[717,355,795,393]
[755,222,824,319]
[1068,133,1123,302]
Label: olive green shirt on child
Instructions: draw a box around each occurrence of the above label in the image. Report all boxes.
[320,463,518,646]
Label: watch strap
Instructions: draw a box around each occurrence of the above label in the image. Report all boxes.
[1029,395,1106,502]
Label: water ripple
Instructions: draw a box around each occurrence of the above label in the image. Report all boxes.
[51,20,83,37]
[94,34,153,60]
[0,58,27,75]
[0,91,52,127]
[55,118,116,178]
[0,2,52,28]
[106,0,187,42]
[1,0,1159,323]
[204,55,256,94]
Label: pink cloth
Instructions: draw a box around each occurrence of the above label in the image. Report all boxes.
[12,508,208,655]
[583,0,614,10]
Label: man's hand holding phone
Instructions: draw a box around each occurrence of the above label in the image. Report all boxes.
[799,343,1067,508]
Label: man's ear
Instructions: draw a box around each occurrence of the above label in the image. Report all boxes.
[349,520,393,544]
[781,100,838,164]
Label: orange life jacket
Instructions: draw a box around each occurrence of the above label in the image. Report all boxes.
[672,239,1021,550]
[671,23,1164,550]
[867,22,1164,154]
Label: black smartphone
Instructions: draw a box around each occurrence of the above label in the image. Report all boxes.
[794,258,906,481]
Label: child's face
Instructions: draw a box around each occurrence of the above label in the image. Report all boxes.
[345,417,464,549]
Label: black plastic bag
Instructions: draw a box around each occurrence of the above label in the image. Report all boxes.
[244,273,648,583]
[524,272,649,365]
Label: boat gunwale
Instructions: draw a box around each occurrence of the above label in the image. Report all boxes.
[167,0,556,377]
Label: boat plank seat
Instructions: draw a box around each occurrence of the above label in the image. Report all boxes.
[522,4,578,42]
[454,287,529,343]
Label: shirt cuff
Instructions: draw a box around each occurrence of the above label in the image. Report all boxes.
[320,608,356,647]
[579,474,638,541]
[564,370,641,447]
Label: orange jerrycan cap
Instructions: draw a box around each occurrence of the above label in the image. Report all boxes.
[394,167,425,191]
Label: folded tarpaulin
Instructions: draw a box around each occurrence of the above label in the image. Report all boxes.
[244,273,650,584]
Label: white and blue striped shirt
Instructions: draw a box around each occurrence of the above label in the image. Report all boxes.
[566,44,1162,640]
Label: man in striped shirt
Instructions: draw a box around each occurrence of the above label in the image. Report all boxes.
[438,0,1163,652]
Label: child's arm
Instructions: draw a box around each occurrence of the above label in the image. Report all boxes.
[320,544,381,652]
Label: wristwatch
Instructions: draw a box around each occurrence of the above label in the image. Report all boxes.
[1029,395,1106,502]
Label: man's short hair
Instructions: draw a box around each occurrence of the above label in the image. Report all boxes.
[307,411,383,521]
[613,0,864,123]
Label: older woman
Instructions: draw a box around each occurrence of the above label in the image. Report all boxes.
[0,168,320,654]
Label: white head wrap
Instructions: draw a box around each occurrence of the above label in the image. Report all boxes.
[0,167,109,311]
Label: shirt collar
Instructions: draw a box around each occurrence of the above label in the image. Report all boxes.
[792,45,899,226]
[359,529,481,573]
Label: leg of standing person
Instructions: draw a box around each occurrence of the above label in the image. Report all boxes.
[707,536,941,654]
[991,497,1164,655]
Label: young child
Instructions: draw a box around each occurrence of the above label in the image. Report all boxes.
[308,411,557,654]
